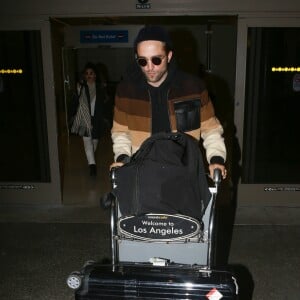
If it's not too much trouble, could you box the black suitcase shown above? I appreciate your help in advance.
[74,262,238,299]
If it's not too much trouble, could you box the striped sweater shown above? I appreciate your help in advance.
[111,62,226,164]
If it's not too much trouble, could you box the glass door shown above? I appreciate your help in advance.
[0,22,62,205]
[243,28,300,184]
[0,31,50,182]
[235,19,300,205]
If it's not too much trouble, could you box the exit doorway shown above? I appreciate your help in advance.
[50,16,237,206]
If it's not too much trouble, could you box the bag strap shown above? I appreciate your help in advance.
[131,132,183,163]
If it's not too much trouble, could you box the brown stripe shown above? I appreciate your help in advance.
[116,96,151,118]
[113,105,151,132]
[113,106,127,126]
[128,114,151,131]
[200,99,215,122]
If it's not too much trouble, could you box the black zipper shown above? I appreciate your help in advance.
[166,89,172,131]
[133,89,152,214]
[134,160,140,215]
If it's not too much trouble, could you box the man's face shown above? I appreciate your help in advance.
[136,40,173,87]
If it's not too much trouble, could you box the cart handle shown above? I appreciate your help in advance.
[213,168,222,190]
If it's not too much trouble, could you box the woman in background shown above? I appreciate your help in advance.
[70,62,106,177]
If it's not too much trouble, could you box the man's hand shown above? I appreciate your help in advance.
[209,164,227,180]
[109,162,124,170]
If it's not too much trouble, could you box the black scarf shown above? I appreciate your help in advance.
[148,62,177,134]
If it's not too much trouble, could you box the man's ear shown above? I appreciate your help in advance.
[167,51,173,63]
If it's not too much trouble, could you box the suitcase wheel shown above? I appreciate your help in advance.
[66,271,82,290]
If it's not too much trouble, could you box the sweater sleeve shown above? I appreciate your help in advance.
[111,95,132,161]
[201,116,226,163]
[198,90,227,163]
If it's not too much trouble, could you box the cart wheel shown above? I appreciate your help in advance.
[66,271,82,290]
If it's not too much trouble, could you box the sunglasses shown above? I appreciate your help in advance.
[136,56,166,67]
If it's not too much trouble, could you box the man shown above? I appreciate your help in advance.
[111,25,227,179]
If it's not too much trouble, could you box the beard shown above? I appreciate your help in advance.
[143,69,168,86]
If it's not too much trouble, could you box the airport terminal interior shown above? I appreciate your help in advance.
[1,15,300,300]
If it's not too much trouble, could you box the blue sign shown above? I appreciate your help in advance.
[80,30,128,43]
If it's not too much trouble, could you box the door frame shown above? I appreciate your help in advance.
[235,15,300,207]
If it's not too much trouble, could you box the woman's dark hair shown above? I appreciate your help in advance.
[83,62,97,74]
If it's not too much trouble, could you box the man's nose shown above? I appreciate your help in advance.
[145,60,154,70]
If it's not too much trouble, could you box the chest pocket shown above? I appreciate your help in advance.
[174,99,201,132]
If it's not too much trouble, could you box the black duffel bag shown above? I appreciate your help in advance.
[112,132,211,219]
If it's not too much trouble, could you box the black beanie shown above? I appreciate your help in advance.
[134,26,173,51]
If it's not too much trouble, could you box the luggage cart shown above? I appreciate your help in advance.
[67,166,239,299]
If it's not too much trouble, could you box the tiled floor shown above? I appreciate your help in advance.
[1,132,300,299]
[62,133,114,207]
